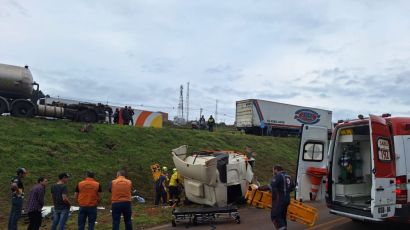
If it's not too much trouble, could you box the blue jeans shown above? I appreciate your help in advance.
[78,207,97,230]
[8,197,23,230]
[51,209,70,230]
[112,202,133,230]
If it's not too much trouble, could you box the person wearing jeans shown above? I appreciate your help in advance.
[8,197,23,230]
[109,170,133,230]
[51,173,71,230]
[51,209,70,230]
[75,171,102,230]
[78,207,97,230]
[111,202,133,230]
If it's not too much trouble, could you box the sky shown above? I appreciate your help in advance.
[1,0,410,124]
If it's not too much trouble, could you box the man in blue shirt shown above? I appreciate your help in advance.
[258,165,293,230]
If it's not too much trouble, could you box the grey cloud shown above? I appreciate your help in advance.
[5,0,29,17]
[256,92,300,100]
[345,79,360,85]
[306,46,337,55]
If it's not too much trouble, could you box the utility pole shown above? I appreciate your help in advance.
[215,99,218,124]
[186,82,190,122]
[178,85,184,120]
[200,108,203,119]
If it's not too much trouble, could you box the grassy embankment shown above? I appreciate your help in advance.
[0,117,298,229]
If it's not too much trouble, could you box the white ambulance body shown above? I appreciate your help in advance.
[296,115,410,223]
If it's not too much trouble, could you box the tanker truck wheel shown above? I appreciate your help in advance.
[11,100,36,118]
[0,97,9,115]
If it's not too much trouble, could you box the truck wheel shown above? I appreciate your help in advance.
[79,110,97,123]
[0,97,9,115]
[11,100,36,118]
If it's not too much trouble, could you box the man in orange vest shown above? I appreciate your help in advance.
[109,170,133,230]
[75,171,102,230]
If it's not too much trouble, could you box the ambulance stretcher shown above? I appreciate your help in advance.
[171,205,240,227]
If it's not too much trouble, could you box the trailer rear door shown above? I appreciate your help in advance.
[296,125,329,201]
[369,115,396,219]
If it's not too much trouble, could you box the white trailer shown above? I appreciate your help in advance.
[235,99,333,136]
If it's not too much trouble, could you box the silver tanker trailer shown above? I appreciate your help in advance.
[0,63,111,123]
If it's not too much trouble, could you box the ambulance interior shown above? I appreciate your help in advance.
[332,125,372,211]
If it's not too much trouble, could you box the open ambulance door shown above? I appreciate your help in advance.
[296,125,329,202]
[369,115,396,219]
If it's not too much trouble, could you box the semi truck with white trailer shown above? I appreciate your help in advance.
[235,99,333,136]
[296,114,410,223]
[0,63,111,123]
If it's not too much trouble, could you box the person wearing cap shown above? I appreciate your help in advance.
[51,173,71,230]
[257,165,294,230]
[75,171,102,230]
[26,177,48,230]
[8,167,27,230]
[168,168,183,206]
[154,167,168,206]
[109,170,133,230]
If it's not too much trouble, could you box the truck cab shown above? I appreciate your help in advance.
[296,115,410,223]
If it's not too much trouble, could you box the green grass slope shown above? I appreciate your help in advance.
[0,117,299,228]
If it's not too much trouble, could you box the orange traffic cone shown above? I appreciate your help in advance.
[306,167,327,201]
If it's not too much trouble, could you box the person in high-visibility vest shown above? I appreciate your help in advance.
[154,167,168,206]
[207,115,215,132]
[109,170,133,230]
[75,171,102,230]
[168,168,183,206]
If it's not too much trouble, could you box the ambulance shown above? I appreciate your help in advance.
[296,114,410,223]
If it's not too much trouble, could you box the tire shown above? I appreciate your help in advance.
[78,110,97,123]
[0,97,9,115]
[10,100,36,118]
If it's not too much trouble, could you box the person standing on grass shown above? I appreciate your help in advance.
[154,167,168,206]
[26,177,48,230]
[128,106,135,126]
[75,171,102,230]
[207,115,215,132]
[8,167,28,230]
[51,173,71,230]
[109,170,133,230]
[168,168,183,206]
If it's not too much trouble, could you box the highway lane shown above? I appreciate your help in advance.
[147,202,408,229]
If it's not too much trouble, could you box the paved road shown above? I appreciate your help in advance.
[147,202,408,230]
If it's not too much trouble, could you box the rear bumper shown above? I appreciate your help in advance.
[328,203,383,222]
[329,209,383,222]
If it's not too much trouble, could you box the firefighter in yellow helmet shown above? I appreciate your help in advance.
[154,167,168,206]
[168,168,183,206]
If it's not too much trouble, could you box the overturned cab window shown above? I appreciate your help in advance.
[303,143,324,161]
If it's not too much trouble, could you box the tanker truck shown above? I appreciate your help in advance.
[0,63,111,123]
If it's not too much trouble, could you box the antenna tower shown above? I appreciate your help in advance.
[178,85,184,119]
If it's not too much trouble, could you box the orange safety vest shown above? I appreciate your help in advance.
[77,178,101,207]
[111,176,132,203]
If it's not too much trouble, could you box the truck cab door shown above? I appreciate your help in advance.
[369,115,396,219]
[296,125,329,201]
